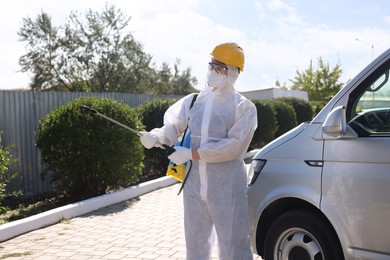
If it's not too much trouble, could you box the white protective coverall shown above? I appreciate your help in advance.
[151,64,257,260]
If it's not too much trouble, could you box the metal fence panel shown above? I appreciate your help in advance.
[0,91,182,196]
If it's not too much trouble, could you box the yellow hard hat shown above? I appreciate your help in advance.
[211,42,245,72]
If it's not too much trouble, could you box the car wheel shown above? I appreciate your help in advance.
[264,209,343,260]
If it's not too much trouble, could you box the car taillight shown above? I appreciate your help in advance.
[247,159,266,186]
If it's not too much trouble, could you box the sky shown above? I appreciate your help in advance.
[1,0,390,92]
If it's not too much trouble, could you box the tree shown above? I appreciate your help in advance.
[150,59,198,95]
[290,57,343,102]
[18,5,197,94]
[275,80,288,89]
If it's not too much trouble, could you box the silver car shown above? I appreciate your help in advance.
[247,48,390,260]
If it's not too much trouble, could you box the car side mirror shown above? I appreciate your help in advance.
[322,106,346,138]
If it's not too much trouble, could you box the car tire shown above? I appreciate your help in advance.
[264,209,343,260]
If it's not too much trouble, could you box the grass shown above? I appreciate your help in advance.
[0,172,164,225]
[0,252,33,259]
[0,194,77,225]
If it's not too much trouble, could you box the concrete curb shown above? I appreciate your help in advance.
[0,176,177,242]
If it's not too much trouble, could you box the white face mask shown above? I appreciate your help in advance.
[207,70,228,91]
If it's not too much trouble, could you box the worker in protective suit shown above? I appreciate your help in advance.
[141,42,257,260]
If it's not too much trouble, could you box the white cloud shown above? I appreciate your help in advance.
[384,15,390,24]
[1,0,390,92]
[243,0,390,89]
[266,0,293,11]
[132,8,248,89]
[115,0,390,90]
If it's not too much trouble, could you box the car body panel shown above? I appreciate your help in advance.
[322,137,390,254]
[248,48,390,260]
[248,123,323,251]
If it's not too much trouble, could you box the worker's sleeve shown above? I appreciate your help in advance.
[198,99,258,163]
[150,94,196,147]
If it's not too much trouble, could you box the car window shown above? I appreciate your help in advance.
[348,67,390,137]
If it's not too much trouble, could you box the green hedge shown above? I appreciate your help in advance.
[137,98,177,180]
[33,95,316,200]
[136,98,303,154]
[250,100,276,150]
[265,100,297,138]
[36,97,144,200]
[276,97,313,124]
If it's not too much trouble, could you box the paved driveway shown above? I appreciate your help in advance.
[0,183,262,260]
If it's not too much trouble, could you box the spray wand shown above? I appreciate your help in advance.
[79,105,175,154]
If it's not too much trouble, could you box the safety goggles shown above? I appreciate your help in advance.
[208,62,228,74]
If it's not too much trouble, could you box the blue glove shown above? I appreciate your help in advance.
[168,146,192,165]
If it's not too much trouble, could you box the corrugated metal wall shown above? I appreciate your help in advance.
[0,91,182,196]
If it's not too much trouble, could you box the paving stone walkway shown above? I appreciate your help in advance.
[0,183,262,260]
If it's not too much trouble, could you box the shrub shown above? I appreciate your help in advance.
[276,97,313,124]
[36,97,144,200]
[0,132,18,212]
[137,98,177,180]
[266,100,297,138]
[250,100,276,149]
